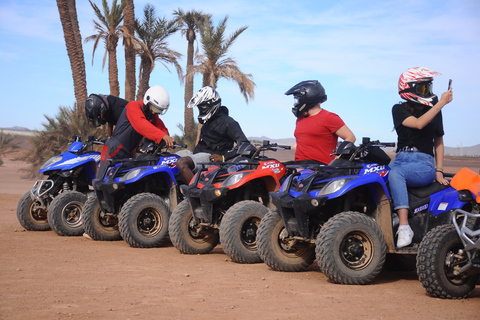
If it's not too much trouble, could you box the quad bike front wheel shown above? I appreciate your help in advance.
[168,199,219,254]
[417,224,479,299]
[47,191,87,236]
[118,193,170,248]
[82,194,121,241]
[16,191,50,231]
[257,209,315,272]
[316,212,386,285]
[219,200,268,264]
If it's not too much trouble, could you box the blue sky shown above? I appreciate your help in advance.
[0,0,479,148]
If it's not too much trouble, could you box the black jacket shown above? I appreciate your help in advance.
[194,106,248,159]
[105,95,129,126]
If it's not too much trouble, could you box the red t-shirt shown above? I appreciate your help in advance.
[294,109,345,164]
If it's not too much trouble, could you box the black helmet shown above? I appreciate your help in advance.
[85,94,109,127]
[285,80,327,117]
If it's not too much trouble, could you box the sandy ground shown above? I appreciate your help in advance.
[1,152,479,320]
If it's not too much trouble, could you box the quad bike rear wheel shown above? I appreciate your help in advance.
[220,200,268,264]
[16,191,50,231]
[169,199,219,254]
[316,212,386,285]
[417,224,479,299]
[118,193,170,248]
[82,194,121,241]
[257,209,315,272]
[47,191,87,236]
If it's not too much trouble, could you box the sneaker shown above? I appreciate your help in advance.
[396,227,414,248]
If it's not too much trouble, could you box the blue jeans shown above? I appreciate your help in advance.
[388,151,435,210]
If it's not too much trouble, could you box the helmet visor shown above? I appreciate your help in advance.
[414,82,433,97]
[150,103,168,115]
[197,103,210,115]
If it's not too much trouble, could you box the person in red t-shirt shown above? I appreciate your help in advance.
[285,80,355,165]
[97,85,174,177]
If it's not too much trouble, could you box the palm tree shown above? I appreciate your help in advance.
[85,0,127,97]
[56,0,88,108]
[173,9,210,145]
[134,4,183,100]
[192,16,255,103]
[0,130,20,167]
[123,0,136,101]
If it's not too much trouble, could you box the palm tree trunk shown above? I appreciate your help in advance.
[184,34,195,143]
[57,0,87,109]
[123,0,135,101]
[137,56,152,100]
[108,38,120,97]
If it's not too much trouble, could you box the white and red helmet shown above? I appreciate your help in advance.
[398,67,441,106]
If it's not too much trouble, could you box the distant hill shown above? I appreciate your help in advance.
[1,126,32,131]
[445,145,480,157]
[248,136,296,146]
[1,127,35,137]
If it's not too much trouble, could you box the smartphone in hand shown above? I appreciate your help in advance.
[448,79,452,90]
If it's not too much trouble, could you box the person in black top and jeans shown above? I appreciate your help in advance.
[176,86,249,184]
[388,67,453,248]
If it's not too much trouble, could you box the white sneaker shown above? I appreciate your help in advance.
[396,227,414,248]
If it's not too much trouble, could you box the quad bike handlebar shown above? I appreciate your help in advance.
[139,139,187,155]
[68,135,105,154]
[359,137,396,148]
[251,140,291,159]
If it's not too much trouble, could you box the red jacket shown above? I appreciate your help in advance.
[102,100,170,160]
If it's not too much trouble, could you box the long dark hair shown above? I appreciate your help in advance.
[401,100,425,117]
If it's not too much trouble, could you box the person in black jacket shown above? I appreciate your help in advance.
[84,94,129,136]
[176,86,249,183]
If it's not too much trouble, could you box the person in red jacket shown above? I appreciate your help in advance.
[97,85,174,177]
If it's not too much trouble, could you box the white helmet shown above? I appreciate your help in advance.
[187,86,221,124]
[144,85,170,115]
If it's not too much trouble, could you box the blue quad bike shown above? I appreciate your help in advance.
[417,168,480,299]
[257,137,479,285]
[16,135,103,235]
[82,141,187,248]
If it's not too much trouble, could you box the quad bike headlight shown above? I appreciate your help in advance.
[59,169,74,177]
[223,172,250,187]
[318,177,357,196]
[40,156,63,170]
[121,168,147,182]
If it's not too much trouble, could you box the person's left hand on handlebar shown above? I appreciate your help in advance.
[162,135,175,148]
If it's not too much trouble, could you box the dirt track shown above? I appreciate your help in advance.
[1,153,479,320]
